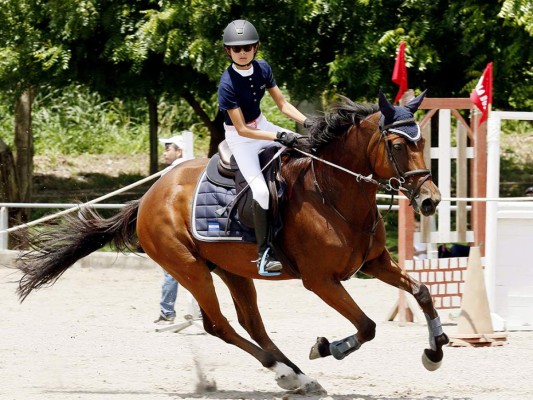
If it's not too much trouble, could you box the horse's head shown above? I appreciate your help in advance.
[297,92,439,216]
[370,90,441,216]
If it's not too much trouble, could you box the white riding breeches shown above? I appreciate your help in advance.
[225,114,287,210]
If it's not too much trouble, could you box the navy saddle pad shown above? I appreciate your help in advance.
[191,165,255,243]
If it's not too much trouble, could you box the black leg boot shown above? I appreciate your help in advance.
[253,201,282,273]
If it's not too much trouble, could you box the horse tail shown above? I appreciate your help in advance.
[15,200,140,302]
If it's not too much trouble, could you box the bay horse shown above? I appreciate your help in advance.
[14,91,448,395]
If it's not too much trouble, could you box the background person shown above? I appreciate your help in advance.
[153,134,193,324]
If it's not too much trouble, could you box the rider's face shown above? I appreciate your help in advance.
[226,44,257,68]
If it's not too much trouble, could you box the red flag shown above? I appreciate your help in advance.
[392,41,408,103]
[470,62,493,125]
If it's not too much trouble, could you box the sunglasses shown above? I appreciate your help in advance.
[229,44,255,53]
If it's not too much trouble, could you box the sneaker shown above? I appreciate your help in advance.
[257,250,282,276]
[153,314,175,325]
[257,252,282,272]
[264,257,282,272]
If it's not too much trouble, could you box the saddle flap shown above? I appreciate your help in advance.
[206,154,235,188]
[204,141,285,230]
[217,140,238,176]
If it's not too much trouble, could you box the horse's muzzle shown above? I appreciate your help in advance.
[415,183,441,216]
[419,196,440,216]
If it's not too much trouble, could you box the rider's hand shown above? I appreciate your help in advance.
[275,131,302,148]
[303,118,313,129]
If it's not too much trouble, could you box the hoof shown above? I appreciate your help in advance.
[309,337,330,360]
[422,349,442,371]
[309,344,320,360]
[271,362,301,390]
[287,380,327,396]
[271,362,326,394]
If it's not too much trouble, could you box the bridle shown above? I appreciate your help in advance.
[292,113,432,222]
[378,116,432,205]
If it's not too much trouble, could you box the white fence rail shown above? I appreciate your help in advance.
[0,201,400,251]
[0,203,124,251]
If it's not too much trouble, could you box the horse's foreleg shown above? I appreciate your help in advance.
[361,254,449,371]
[301,277,376,361]
[214,269,326,394]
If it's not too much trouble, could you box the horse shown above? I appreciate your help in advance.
[14,90,448,395]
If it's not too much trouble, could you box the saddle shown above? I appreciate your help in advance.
[205,140,284,230]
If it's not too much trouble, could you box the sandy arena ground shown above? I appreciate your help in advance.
[1,254,532,400]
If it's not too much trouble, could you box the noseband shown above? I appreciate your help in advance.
[379,117,432,205]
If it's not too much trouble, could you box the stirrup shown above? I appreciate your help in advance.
[258,248,282,277]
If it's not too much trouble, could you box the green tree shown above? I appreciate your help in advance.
[1,0,532,215]
[39,0,223,170]
[499,0,533,35]
[0,0,66,225]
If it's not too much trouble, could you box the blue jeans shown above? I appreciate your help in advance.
[160,271,178,318]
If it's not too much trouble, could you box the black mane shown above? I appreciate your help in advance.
[301,97,379,152]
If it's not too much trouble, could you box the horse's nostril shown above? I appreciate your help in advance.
[421,199,436,216]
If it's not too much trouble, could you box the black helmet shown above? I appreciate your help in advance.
[223,20,259,46]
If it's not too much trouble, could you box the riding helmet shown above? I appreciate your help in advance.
[223,20,259,46]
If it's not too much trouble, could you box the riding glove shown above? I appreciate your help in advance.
[275,131,302,148]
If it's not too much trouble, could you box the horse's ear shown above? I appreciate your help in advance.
[404,89,427,113]
[378,90,395,118]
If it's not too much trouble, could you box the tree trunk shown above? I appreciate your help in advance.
[0,138,18,249]
[0,139,17,203]
[147,95,159,174]
[14,88,35,224]
[181,91,224,157]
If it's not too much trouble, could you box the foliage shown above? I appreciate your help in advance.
[1,0,532,123]
[0,1,532,161]
[0,84,218,157]
[31,85,149,155]
[1,1,530,258]
[499,120,533,196]
[499,0,533,36]
[0,80,300,158]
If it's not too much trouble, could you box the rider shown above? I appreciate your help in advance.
[218,19,308,273]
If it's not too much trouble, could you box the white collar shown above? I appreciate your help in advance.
[232,63,254,77]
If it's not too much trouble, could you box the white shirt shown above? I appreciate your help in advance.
[161,156,192,176]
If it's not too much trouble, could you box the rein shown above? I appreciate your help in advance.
[294,148,385,189]
[293,147,407,194]
[300,147,398,220]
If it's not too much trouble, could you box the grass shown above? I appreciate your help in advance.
[499,119,533,196]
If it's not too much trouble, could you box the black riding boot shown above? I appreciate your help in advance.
[253,201,282,272]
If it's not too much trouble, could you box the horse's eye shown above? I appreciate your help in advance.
[393,143,403,152]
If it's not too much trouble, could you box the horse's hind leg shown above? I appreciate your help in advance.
[207,272,323,394]
[214,269,325,394]
[361,252,449,371]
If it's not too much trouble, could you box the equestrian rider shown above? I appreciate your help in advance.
[218,19,308,273]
